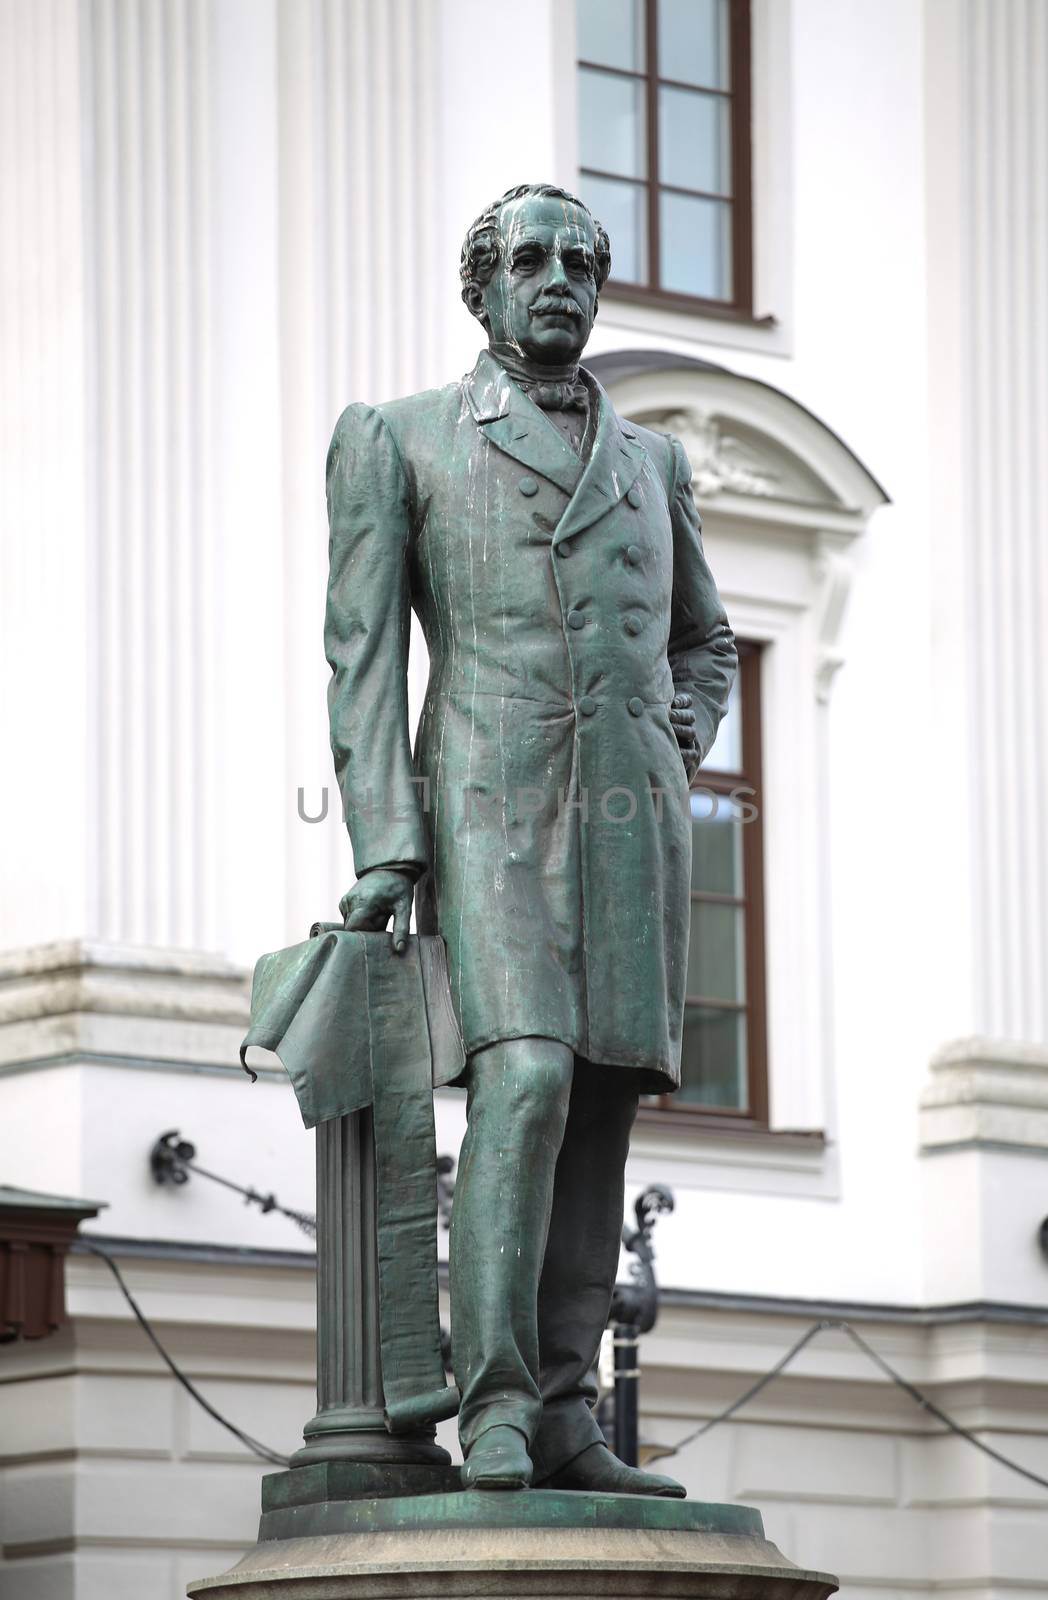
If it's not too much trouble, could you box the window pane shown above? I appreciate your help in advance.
[657,0,730,90]
[702,668,742,772]
[578,174,648,283]
[691,793,744,895]
[577,0,644,73]
[687,900,745,1002]
[579,68,646,179]
[679,1006,747,1108]
[659,190,732,300]
[659,86,732,195]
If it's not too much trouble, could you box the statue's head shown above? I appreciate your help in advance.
[460,183,611,366]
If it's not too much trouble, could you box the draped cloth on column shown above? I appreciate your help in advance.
[240,928,465,1432]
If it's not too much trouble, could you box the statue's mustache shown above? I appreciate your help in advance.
[529,295,583,319]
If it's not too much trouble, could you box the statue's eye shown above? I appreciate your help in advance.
[514,249,541,273]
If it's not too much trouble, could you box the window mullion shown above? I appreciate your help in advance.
[656,73,734,99]
[577,59,648,83]
[645,0,660,290]
[579,166,647,189]
[729,0,753,312]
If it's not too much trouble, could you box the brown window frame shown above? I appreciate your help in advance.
[644,642,768,1127]
[577,0,753,319]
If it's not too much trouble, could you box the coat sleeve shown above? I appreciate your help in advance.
[325,402,429,877]
[666,436,738,778]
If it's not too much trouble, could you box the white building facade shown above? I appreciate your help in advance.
[1,2,1047,1597]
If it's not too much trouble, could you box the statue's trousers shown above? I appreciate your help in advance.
[241,929,464,1432]
[451,1047,638,1478]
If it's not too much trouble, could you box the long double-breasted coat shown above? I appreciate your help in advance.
[325,350,736,1092]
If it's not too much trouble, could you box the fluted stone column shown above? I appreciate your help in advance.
[926,0,1048,1049]
[290,1107,451,1481]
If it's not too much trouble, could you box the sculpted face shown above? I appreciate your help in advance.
[470,193,599,365]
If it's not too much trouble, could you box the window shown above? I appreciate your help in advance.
[649,644,767,1121]
[575,0,752,313]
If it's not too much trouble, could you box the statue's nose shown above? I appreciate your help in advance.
[545,255,569,289]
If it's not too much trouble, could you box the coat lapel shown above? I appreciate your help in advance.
[463,350,582,497]
[461,351,649,533]
[552,372,649,547]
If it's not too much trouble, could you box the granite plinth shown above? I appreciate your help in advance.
[186,1491,838,1600]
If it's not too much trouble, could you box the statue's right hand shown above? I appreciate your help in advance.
[339,869,414,956]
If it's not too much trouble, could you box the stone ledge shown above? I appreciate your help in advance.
[0,938,249,1021]
[0,938,253,1073]
[0,937,246,982]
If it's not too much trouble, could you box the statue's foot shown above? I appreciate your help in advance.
[462,1424,533,1491]
[543,1442,686,1498]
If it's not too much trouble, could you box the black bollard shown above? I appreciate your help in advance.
[612,1321,640,1468]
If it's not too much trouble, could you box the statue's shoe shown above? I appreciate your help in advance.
[542,1442,686,1498]
[461,1424,533,1491]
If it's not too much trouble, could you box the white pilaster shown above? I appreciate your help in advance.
[0,0,89,948]
[80,0,226,953]
[927,0,1048,1047]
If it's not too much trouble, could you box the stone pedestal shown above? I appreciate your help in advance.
[186,1491,837,1600]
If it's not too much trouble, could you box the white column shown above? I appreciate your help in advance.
[927,0,1048,1048]
[206,0,288,965]
[0,0,89,948]
[77,0,227,953]
[275,0,447,945]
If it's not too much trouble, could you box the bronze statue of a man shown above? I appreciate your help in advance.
[325,183,737,1493]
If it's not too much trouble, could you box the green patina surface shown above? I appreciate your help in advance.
[257,1489,764,1546]
[262,1462,462,1511]
[326,190,736,1090]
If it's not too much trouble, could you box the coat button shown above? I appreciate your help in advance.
[624,616,643,636]
[627,485,642,508]
[627,697,645,717]
[625,544,642,566]
[567,610,586,630]
[578,696,597,716]
[519,475,539,496]
[556,541,572,557]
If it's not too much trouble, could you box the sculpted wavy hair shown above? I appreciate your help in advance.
[459,183,612,310]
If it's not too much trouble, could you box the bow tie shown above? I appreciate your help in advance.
[523,379,589,413]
